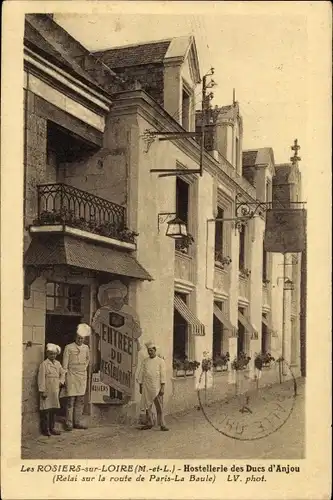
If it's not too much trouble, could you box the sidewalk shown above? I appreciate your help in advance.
[22,378,305,460]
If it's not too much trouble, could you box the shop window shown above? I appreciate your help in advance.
[214,207,224,264]
[239,225,246,269]
[46,282,83,315]
[173,293,190,361]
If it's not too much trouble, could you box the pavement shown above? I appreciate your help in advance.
[22,378,305,460]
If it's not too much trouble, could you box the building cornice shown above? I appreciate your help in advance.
[24,47,112,115]
[110,90,256,202]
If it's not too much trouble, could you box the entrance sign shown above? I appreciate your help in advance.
[92,280,142,397]
[264,209,307,253]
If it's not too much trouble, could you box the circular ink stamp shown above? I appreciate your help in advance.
[197,355,297,441]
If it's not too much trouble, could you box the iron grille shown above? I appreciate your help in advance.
[35,183,137,244]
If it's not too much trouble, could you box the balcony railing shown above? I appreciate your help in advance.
[34,183,137,244]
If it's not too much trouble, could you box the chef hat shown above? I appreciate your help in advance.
[145,340,157,350]
[76,323,91,338]
[46,343,61,355]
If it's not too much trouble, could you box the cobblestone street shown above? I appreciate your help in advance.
[22,379,305,460]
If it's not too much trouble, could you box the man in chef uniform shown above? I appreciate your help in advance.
[137,341,169,431]
[60,323,91,431]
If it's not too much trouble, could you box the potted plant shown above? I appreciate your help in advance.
[175,233,195,253]
[232,352,251,371]
[173,357,200,377]
[239,266,251,278]
[213,352,230,371]
[214,251,232,270]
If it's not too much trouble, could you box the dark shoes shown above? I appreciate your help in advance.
[41,429,51,437]
[139,425,169,431]
[50,429,61,435]
[73,424,88,430]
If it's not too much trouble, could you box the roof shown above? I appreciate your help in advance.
[242,148,275,168]
[273,164,291,184]
[94,40,172,68]
[24,15,114,97]
[24,235,153,281]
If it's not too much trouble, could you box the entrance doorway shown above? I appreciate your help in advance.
[45,314,82,417]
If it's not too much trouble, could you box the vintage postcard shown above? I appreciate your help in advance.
[1,1,331,499]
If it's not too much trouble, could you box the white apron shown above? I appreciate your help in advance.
[60,342,90,398]
[137,356,166,411]
[38,359,66,410]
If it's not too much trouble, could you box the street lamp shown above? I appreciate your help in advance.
[157,213,188,239]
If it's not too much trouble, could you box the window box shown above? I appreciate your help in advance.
[254,352,275,370]
[231,353,251,370]
[175,233,194,253]
[214,252,232,270]
[173,359,200,377]
[239,267,251,279]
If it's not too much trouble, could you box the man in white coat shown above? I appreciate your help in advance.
[137,341,169,431]
[60,323,91,431]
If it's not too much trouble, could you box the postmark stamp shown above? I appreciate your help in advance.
[197,355,297,441]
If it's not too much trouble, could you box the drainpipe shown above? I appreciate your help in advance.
[282,252,287,376]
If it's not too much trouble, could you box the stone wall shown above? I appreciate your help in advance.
[22,276,47,437]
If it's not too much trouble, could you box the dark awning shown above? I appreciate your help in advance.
[24,235,153,281]
[174,296,205,336]
[238,311,258,339]
[213,304,235,333]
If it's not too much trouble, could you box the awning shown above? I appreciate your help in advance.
[238,311,258,339]
[174,296,205,336]
[213,304,235,334]
[24,235,153,281]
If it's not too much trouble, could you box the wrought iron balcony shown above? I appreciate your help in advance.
[33,183,138,244]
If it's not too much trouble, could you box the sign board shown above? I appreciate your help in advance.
[264,209,307,253]
[90,372,110,404]
[92,280,142,397]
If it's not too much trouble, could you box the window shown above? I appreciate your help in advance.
[261,314,270,353]
[266,180,272,203]
[212,301,229,361]
[235,137,240,172]
[214,207,224,263]
[173,293,189,361]
[182,86,191,131]
[262,242,268,281]
[46,282,83,314]
[239,225,246,269]
[176,177,189,224]
[175,177,190,253]
[237,306,246,356]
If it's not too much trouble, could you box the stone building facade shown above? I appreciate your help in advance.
[22,14,303,438]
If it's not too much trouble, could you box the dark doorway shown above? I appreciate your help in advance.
[45,313,82,417]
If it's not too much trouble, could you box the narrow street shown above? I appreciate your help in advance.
[22,379,305,460]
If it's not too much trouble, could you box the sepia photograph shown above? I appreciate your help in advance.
[19,10,310,462]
